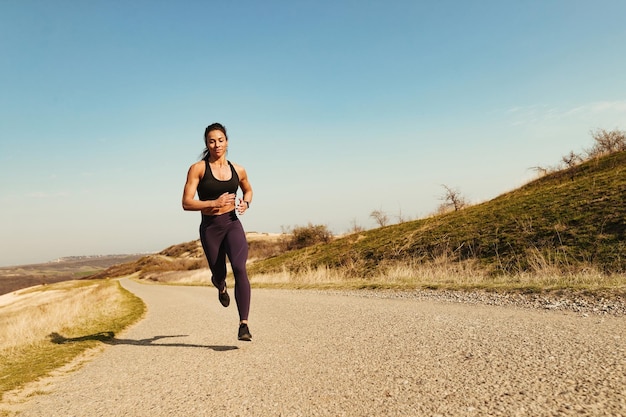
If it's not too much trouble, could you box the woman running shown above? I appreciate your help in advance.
[182,122,253,341]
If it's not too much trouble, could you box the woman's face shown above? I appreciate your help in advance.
[206,130,228,159]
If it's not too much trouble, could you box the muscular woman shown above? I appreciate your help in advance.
[182,122,253,341]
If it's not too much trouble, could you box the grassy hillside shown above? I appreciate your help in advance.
[89,151,625,295]
[250,151,626,279]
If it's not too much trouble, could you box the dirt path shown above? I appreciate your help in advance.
[14,279,626,416]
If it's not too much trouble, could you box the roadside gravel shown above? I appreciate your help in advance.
[13,279,626,416]
[327,288,626,317]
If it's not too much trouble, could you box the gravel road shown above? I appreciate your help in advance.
[15,279,626,416]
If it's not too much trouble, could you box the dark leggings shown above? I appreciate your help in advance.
[199,210,251,321]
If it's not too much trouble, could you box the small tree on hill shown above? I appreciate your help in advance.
[562,151,582,181]
[587,128,626,157]
[438,184,467,212]
[370,209,389,227]
[562,151,582,168]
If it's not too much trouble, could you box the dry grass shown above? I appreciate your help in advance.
[2,282,113,351]
[248,257,626,294]
[133,240,625,296]
[0,278,145,404]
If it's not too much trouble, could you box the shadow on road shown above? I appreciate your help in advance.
[49,332,238,351]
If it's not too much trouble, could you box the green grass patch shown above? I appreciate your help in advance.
[0,279,145,400]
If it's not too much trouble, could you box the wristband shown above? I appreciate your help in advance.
[244,201,250,208]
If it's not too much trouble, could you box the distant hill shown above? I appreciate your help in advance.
[88,233,284,281]
[87,241,207,280]
[0,254,144,295]
[250,150,626,277]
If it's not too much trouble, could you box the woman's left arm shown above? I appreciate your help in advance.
[235,164,253,214]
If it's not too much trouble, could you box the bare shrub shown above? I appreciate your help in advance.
[370,209,389,227]
[438,184,467,212]
[282,223,333,251]
[561,151,582,169]
[587,128,626,157]
[561,151,583,181]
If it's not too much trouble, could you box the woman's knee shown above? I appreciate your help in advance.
[231,263,248,280]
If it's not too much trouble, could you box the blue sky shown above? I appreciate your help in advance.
[1,1,625,266]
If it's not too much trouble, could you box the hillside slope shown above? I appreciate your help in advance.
[250,151,626,277]
[88,240,206,280]
[89,233,283,280]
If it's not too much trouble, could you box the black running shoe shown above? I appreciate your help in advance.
[238,323,252,341]
[218,288,230,307]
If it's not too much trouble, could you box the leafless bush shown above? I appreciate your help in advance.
[282,223,333,251]
[586,128,626,157]
[438,184,467,212]
[370,209,389,227]
[561,151,583,181]
[561,151,582,169]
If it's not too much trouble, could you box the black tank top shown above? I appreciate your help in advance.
[197,159,239,201]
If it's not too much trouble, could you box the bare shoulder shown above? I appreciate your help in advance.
[188,160,206,177]
[230,161,247,177]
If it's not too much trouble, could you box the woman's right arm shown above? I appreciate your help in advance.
[182,163,212,211]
